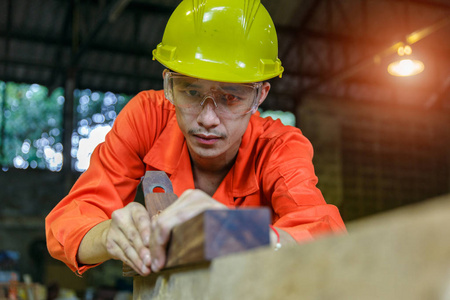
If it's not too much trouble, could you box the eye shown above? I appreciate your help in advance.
[223,94,241,104]
[186,90,200,97]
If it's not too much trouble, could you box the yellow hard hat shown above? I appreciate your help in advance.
[152,0,284,83]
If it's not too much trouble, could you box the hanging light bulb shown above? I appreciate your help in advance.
[388,45,424,77]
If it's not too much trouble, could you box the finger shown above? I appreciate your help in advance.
[149,217,169,272]
[131,204,152,247]
[161,189,226,222]
[150,245,166,272]
[178,189,227,210]
[110,210,151,275]
[116,230,150,275]
[129,205,152,267]
[108,237,151,276]
[149,234,167,272]
[154,191,226,245]
[112,206,148,258]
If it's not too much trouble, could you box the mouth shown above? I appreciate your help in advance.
[193,133,222,145]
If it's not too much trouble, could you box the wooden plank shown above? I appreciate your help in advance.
[166,208,271,268]
[133,194,450,300]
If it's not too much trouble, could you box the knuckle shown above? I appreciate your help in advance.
[181,189,194,198]
[111,210,119,219]
[151,217,161,231]
[122,244,133,255]
[190,189,203,197]
[111,210,123,221]
[127,230,137,241]
[106,241,115,251]
[137,216,150,228]
[175,209,188,220]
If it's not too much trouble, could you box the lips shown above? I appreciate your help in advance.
[194,133,221,145]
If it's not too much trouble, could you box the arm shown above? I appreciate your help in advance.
[77,202,152,276]
[261,130,346,244]
[76,190,227,275]
[45,91,169,275]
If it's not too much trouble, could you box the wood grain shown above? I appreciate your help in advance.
[145,192,178,218]
[166,208,271,268]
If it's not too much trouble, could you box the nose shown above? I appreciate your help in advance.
[196,98,220,129]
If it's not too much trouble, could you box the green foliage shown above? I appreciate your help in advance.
[259,109,296,126]
[0,81,134,172]
[72,89,132,171]
[0,81,64,171]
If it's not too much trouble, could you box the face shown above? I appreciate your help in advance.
[171,75,270,166]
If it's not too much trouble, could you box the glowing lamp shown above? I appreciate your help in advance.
[388,45,424,77]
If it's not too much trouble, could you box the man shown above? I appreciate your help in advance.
[46,0,346,277]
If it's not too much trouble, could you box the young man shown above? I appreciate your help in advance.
[46,0,346,277]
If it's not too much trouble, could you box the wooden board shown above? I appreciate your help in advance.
[133,194,450,300]
[166,208,271,268]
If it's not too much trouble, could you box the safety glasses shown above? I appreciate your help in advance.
[163,71,262,117]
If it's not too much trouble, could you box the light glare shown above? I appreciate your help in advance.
[388,59,424,77]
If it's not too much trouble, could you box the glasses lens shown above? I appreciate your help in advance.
[168,74,260,116]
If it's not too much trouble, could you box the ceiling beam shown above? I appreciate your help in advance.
[2,23,449,61]
[0,58,161,86]
[280,0,324,60]
[49,0,74,90]
[0,29,153,57]
[70,0,133,65]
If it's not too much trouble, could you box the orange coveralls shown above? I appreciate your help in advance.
[45,90,346,274]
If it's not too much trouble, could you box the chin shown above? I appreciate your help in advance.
[192,147,223,159]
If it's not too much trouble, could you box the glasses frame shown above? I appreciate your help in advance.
[163,70,263,116]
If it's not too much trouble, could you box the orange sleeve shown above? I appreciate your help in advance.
[45,90,170,274]
[261,129,346,243]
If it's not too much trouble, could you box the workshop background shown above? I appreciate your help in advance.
[0,0,449,299]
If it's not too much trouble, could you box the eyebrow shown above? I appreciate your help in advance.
[220,85,249,94]
[177,79,202,89]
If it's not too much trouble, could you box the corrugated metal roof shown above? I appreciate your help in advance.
[1,0,449,111]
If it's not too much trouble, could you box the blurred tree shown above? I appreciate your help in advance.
[72,89,132,172]
[0,81,64,171]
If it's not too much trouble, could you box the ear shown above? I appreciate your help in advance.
[251,82,271,114]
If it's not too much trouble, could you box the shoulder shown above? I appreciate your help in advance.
[128,90,174,112]
[250,113,305,142]
[110,90,176,149]
[118,90,175,124]
[249,113,314,159]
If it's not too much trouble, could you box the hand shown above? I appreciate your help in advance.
[149,189,227,272]
[104,202,152,276]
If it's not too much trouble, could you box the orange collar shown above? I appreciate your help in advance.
[143,113,262,202]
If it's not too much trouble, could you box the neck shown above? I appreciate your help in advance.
[188,149,238,196]
[190,151,237,175]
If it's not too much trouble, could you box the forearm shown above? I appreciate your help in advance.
[77,220,112,265]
